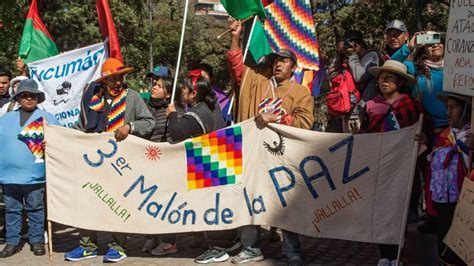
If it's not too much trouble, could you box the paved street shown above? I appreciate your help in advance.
[0,220,438,265]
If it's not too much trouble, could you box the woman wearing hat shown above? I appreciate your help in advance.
[358,60,433,265]
[416,92,473,265]
[0,79,60,258]
[391,31,446,234]
[65,58,154,263]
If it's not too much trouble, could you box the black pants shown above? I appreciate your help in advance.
[433,202,465,265]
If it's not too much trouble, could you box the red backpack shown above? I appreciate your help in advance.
[326,64,360,116]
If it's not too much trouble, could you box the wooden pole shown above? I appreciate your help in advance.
[216,16,254,39]
[48,220,53,261]
[396,114,423,264]
[170,0,190,104]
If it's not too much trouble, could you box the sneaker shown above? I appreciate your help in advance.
[103,248,127,263]
[231,248,264,264]
[64,246,97,261]
[151,242,178,256]
[377,258,390,266]
[142,238,157,253]
[288,255,304,266]
[195,247,229,264]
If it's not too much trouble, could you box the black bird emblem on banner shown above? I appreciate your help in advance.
[263,130,285,156]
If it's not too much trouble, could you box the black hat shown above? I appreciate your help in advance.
[342,30,364,41]
[270,49,298,65]
[13,79,45,103]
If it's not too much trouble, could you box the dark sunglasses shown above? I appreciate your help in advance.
[19,93,38,100]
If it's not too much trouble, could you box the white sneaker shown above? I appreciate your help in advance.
[377,258,390,266]
[142,238,157,253]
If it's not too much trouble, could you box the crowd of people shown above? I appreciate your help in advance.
[0,18,471,266]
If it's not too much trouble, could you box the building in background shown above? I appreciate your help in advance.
[190,0,228,18]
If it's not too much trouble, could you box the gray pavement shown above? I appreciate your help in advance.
[0,221,438,265]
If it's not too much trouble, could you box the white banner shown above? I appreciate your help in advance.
[443,0,474,96]
[29,42,107,127]
[45,120,420,245]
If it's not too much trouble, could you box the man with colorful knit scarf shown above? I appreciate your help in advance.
[65,58,154,263]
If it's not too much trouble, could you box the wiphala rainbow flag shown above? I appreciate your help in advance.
[17,117,45,163]
[263,0,320,71]
[185,126,243,190]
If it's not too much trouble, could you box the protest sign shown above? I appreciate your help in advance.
[29,42,106,127]
[444,178,474,265]
[443,0,474,96]
[45,119,420,245]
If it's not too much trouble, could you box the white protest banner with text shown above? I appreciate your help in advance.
[444,178,474,265]
[29,42,106,127]
[443,0,474,95]
[45,120,419,245]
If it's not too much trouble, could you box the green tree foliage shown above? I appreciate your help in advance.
[313,0,449,63]
[0,0,231,91]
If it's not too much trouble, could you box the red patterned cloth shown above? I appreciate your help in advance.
[362,94,432,134]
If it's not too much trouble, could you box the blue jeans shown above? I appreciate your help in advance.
[3,184,45,246]
[282,230,301,258]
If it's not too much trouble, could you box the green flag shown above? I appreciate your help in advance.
[19,0,59,64]
[220,0,266,20]
[248,20,273,62]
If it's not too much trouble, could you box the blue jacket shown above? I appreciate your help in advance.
[0,109,60,184]
[391,44,447,128]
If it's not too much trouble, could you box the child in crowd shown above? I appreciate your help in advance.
[0,79,60,258]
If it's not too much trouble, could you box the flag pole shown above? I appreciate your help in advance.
[171,0,189,104]
[226,16,257,125]
[216,16,254,39]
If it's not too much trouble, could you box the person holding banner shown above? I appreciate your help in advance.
[166,71,225,142]
[358,60,433,265]
[65,58,154,263]
[141,65,183,256]
[166,72,228,264]
[144,65,184,144]
[391,31,447,234]
[226,20,314,266]
[416,92,473,265]
[0,79,60,258]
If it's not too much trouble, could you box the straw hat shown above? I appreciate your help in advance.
[436,92,471,104]
[369,60,416,85]
[96,58,134,83]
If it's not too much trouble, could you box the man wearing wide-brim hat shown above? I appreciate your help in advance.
[66,58,154,263]
[74,58,154,140]
[0,79,60,258]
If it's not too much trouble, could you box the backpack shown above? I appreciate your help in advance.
[326,64,360,116]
